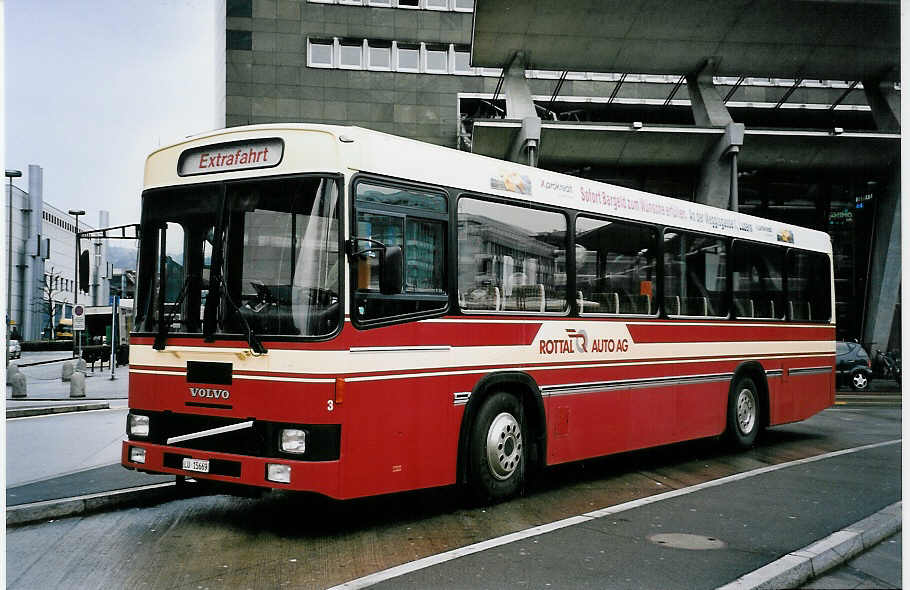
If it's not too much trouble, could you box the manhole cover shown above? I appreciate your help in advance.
[648,533,726,550]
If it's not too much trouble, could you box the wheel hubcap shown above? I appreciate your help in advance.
[854,373,867,388]
[486,412,522,480]
[736,388,756,435]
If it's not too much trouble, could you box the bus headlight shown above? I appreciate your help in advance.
[279,429,307,454]
[128,414,150,438]
[266,463,291,484]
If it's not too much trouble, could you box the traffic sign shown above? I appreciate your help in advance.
[73,304,85,331]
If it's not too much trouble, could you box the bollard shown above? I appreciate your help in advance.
[7,362,21,385]
[75,358,88,374]
[62,361,75,382]
[10,372,27,398]
[70,371,86,398]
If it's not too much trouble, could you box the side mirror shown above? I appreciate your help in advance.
[380,246,402,295]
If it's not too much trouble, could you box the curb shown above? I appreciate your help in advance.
[15,356,74,368]
[6,402,110,418]
[6,481,178,526]
[717,501,902,590]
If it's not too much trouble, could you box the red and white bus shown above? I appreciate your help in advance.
[122,124,835,502]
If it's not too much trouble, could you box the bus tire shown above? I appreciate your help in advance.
[467,392,526,503]
[725,376,760,448]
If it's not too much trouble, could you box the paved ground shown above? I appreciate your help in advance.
[5,350,903,588]
[802,531,902,589]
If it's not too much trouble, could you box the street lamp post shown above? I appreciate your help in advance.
[68,209,85,359]
[6,169,22,367]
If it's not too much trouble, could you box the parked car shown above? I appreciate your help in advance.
[836,341,872,391]
[8,339,21,360]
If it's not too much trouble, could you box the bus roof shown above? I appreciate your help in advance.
[144,123,832,254]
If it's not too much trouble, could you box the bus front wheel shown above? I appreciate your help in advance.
[467,392,526,503]
[725,376,760,449]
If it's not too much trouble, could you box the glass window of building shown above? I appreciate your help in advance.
[425,0,448,8]
[454,48,472,74]
[368,41,392,70]
[308,39,334,67]
[425,44,448,73]
[575,217,658,315]
[663,231,727,317]
[457,197,567,313]
[396,44,419,71]
[339,40,364,69]
[453,0,474,10]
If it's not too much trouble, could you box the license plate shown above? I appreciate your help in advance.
[182,458,210,473]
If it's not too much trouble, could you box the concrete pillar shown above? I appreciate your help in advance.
[862,169,901,353]
[863,79,900,132]
[23,165,44,341]
[502,52,541,167]
[686,60,732,128]
[687,62,744,210]
[93,210,110,306]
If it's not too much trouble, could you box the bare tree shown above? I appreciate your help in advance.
[34,267,65,340]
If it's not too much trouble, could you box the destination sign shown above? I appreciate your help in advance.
[178,138,284,176]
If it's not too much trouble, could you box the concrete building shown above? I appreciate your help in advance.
[224,0,899,349]
[6,165,111,341]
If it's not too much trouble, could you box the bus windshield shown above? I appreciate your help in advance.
[136,176,341,340]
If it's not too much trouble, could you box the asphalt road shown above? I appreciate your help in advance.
[5,406,900,589]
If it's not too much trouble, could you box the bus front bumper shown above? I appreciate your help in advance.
[121,441,342,498]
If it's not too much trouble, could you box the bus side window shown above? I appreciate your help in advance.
[663,231,728,318]
[787,250,831,321]
[457,197,567,314]
[352,181,448,325]
[731,241,784,320]
[575,216,658,316]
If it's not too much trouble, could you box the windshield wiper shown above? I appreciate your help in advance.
[153,272,194,351]
[200,188,265,355]
[212,271,266,355]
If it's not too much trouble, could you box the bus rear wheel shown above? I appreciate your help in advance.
[467,392,526,503]
[725,376,760,449]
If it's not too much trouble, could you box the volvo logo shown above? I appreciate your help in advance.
[189,387,231,400]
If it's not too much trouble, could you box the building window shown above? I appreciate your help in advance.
[424,44,448,73]
[308,0,473,10]
[308,39,334,67]
[453,47,472,74]
[308,37,480,76]
[226,0,252,17]
[339,40,364,69]
[226,30,252,51]
[368,40,392,70]
[396,43,420,72]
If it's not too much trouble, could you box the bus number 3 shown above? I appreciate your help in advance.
[327,400,334,412]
